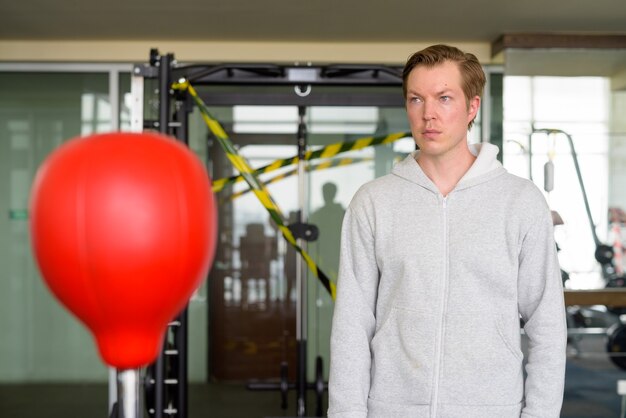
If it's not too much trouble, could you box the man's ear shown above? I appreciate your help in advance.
[468,95,480,121]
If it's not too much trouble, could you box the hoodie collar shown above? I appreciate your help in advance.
[391,142,506,193]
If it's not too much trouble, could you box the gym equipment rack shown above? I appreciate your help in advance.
[129,48,406,418]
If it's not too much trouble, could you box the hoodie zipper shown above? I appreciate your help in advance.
[431,195,449,417]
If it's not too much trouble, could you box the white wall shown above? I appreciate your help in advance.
[0,40,495,65]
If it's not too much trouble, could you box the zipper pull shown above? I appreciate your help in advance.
[442,196,447,209]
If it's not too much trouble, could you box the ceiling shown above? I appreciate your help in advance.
[2,0,626,43]
[3,0,626,78]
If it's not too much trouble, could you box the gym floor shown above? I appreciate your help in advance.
[1,337,624,418]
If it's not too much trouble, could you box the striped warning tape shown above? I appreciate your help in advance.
[226,157,372,202]
[172,79,337,299]
[212,130,411,193]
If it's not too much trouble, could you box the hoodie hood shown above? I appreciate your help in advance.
[391,142,506,194]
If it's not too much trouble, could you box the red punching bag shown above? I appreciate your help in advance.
[30,132,217,369]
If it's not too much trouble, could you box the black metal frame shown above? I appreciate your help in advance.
[134,54,405,108]
[137,49,405,418]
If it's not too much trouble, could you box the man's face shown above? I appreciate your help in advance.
[405,61,479,160]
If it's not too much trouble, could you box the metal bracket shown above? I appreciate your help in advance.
[133,64,159,79]
[288,222,319,242]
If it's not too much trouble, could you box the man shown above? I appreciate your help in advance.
[328,44,566,418]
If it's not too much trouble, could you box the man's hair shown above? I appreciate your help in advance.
[402,44,486,129]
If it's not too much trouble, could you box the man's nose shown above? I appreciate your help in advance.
[423,100,435,120]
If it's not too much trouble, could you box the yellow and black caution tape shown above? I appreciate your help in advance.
[212,130,411,193]
[172,79,337,300]
[226,157,372,202]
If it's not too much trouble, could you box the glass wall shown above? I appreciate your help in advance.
[503,76,611,288]
[305,106,412,379]
[203,101,413,382]
[0,71,118,381]
[0,67,214,384]
[501,47,626,290]
[0,65,498,386]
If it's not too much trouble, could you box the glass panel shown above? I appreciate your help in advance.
[233,105,298,133]
[306,106,411,378]
[205,102,412,381]
[207,105,301,380]
[609,90,626,276]
[0,72,110,381]
[119,72,132,131]
[183,104,212,383]
[503,76,610,289]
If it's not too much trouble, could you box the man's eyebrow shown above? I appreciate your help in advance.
[407,88,454,96]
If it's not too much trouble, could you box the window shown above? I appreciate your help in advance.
[503,76,610,288]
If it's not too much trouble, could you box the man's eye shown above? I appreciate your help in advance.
[410,96,422,103]
[440,95,451,102]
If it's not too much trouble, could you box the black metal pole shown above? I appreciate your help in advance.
[174,97,190,146]
[532,128,600,246]
[154,345,165,418]
[176,309,189,418]
[154,51,173,418]
[159,53,173,135]
[563,130,599,247]
[296,105,308,417]
[173,79,191,418]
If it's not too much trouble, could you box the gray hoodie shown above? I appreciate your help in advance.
[328,143,567,418]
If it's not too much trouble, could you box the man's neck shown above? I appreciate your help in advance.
[416,145,476,197]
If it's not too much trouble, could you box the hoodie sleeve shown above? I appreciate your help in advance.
[517,198,567,418]
[327,198,379,418]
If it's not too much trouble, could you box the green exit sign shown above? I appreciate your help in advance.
[9,209,29,220]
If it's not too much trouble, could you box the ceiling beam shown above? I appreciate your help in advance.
[492,33,626,57]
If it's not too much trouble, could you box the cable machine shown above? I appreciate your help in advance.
[124,48,406,418]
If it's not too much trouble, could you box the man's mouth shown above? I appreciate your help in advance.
[423,129,441,136]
